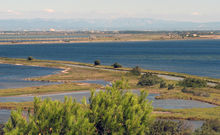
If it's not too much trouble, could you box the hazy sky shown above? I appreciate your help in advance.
[0,0,219,22]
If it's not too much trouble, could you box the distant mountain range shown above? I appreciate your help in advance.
[0,18,220,31]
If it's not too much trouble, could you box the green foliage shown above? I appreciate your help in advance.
[4,97,95,135]
[195,119,220,135]
[27,56,34,61]
[112,62,122,68]
[94,60,101,66]
[179,78,207,88]
[130,66,142,76]
[89,79,153,134]
[4,79,154,135]
[160,81,167,88]
[138,73,162,86]
[150,120,192,135]
[168,84,175,90]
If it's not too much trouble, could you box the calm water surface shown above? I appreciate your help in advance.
[0,40,219,78]
[0,64,61,89]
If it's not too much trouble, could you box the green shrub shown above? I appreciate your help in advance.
[94,60,101,66]
[4,80,154,135]
[138,72,162,86]
[195,119,220,135]
[112,62,122,68]
[150,120,192,135]
[130,66,142,76]
[4,97,95,135]
[159,81,167,88]
[179,78,207,88]
[168,84,175,90]
[27,56,33,61]
[89,80,153,134]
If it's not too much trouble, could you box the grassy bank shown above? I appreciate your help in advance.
[0,83,101,97]
[0,102,33,110]
[156,86,220,106]
[154,107,220,120]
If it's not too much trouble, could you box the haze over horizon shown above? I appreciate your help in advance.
[1,0,220,22]
[1,0,220,31]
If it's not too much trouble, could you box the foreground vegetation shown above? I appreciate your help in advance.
[3,80,220,135]
[4,80,154,134]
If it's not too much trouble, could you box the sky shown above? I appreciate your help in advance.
[0,0,219,22]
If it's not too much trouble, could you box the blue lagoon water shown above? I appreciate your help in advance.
[0,64,61,89]
[0,40,219,78]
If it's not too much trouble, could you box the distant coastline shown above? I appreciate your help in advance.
[0,38,220,46]
[0,31,220,45]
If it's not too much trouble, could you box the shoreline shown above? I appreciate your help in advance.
[0,57,219,84]
[0,38,219,46]
[2,58,220,84]
[0,39,152,45]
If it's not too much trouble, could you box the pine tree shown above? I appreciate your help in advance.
[89,79,153,134]
[4,97,95,135]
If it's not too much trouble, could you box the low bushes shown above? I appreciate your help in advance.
[159,81,167,88]
[27,56,34,61]
[94,60,101,66]
[112,62,122,68]
[138,72,162,86]
[130,66,142,76]
[168,84,175,90]
[179,78,207,88]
